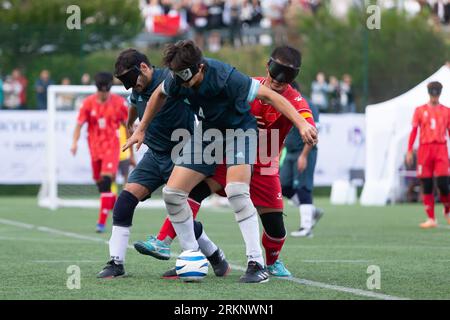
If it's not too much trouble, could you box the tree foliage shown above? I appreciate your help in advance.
[0,0,142,65]
[296,6,450,108]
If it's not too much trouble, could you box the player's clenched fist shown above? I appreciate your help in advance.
[123,129,145,152]
[299,123,318,146]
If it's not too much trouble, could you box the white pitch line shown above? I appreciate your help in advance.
[33,260,104,263]
[224,263,407,300]
[304,259,370,263]
[0,218,408,300]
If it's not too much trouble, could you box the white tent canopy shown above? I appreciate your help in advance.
[361,64,450,206]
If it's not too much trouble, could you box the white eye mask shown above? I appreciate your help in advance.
[174,68,193,82]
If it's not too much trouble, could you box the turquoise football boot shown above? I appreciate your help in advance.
[133,235,171,260]
[267,260,292,277]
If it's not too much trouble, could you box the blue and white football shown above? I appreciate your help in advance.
[175,250,209,282]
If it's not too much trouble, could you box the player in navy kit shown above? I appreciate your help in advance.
[97,49,229,278]
[124,40,317,283]
[281,87,324,238]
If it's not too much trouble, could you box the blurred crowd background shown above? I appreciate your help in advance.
[0,0,448,111]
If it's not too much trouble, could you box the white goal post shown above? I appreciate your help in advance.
[38,84,224,211]
[37,85,165,210]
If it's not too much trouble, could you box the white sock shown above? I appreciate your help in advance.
[197,230,218,257]
[300,204,315,230]
[171,215,199,251]
[290,193,300,207]
[238,214,264,266]
[109,226,130,264]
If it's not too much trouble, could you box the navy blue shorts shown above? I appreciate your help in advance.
[280,149,317,191]
[175,127,258,176]
[128,148,174,194]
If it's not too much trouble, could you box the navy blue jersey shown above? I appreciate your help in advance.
[284,101,320,153]
[129,67,195,153]
[162,58,260,131]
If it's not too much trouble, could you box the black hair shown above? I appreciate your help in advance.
[114,48,151,76]
[162,40,203,71]
[270,46,302,69]
[427,81,443,96]
[94,72,113,92]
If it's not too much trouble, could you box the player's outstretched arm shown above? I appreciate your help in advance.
[70,123,82,156]
[255,85,318,146]
[122,83,167,151]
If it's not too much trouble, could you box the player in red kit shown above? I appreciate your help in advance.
[134,46,316,277]
[406,81,450,228]
[71,72,129,233]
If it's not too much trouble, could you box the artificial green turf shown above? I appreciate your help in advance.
[0,197,449,300]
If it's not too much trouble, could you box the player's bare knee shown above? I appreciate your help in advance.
[123,183,149,201]
[225,182,256,222]
[162,186,191,223]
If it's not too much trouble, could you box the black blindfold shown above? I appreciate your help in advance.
[116,66,141,90]
[268,58,300,84]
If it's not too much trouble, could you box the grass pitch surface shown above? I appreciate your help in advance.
[0,197,449,300]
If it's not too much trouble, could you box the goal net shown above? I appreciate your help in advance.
[38,85,165,210]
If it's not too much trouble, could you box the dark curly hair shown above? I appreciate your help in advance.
[162,40,203,71]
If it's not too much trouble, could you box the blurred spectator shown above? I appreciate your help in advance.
[81,73,91,85]
[207,0,225,52]
[403,149,420,203]
[250,0,263,25]
[285,0,302,46]
[224,0,243,47]
[240,0,262,44]
[309,0,322,14]
[11,68,28,107]
[3,75,22,110]
[311,72,329,113]
[340,74,355,113]
[142,0,164,33]
[161,0,172,13]
[35,69,54,110]
[190,0,209,49]
[328,75,341,113]
[56,77,74,110]
[263,0,288,46]
[432,0,450,24]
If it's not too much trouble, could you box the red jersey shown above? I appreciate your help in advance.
[250,77,315,174]
[412,104,450,145]
[77,93,128,160]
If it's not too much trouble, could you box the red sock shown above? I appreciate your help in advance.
[262,231,285,266]
[422,194,435,220]
[98,192,115,225]
[157,198,201,241]
[439,194,450,215]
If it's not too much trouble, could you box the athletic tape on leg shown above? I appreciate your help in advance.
[225,182,257,222]
[162,186,192,223]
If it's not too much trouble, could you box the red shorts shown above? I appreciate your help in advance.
[417,143,449,178]
[211,164,284,209]
[91,150,120,181]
